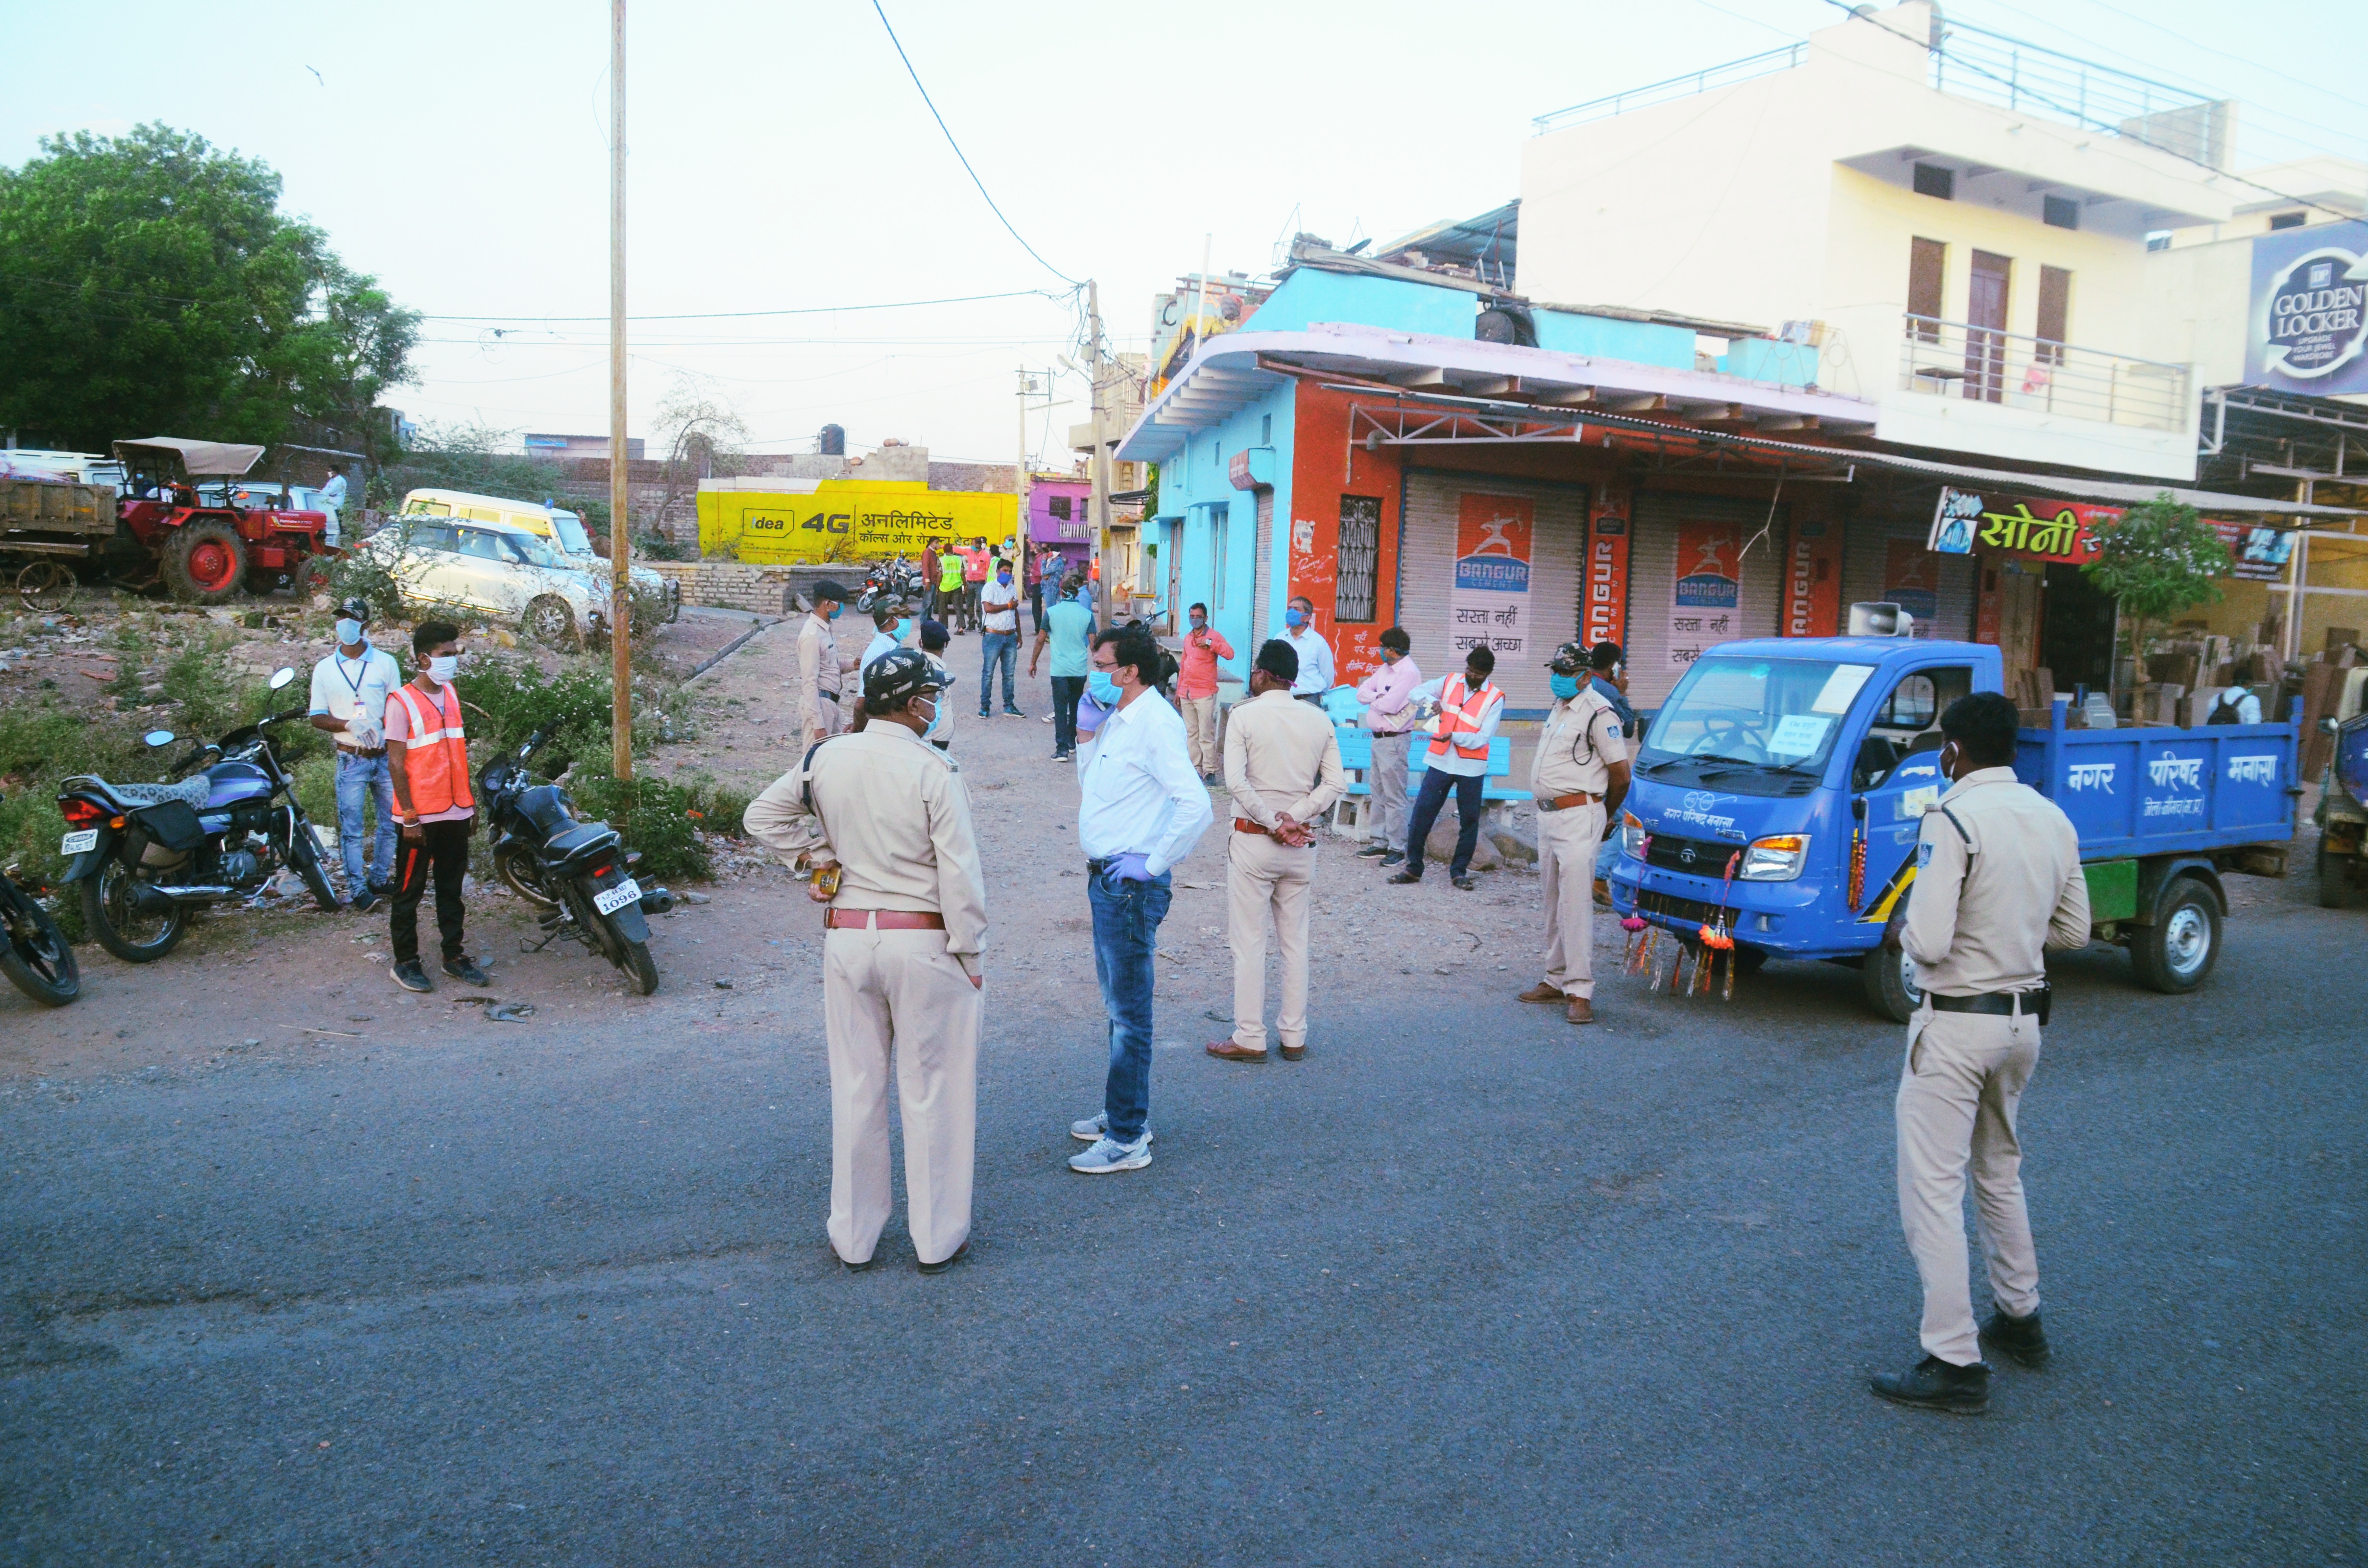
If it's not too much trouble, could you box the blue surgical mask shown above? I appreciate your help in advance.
[1284,608,1307,630]
[884,621,902,641]
[1086,671,1121,706]
[335,619,364,647]
[1550,673,1583,700]
[998,571,1012,586]
[826,603,842,620]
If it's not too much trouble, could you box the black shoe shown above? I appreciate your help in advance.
[391,959,432,993]
[1355,844,1390,858]
[443,955,491,987]
[1452,876,1479,891]
[1379,851,1405,867]
[1979,1305,2050,1369]
[1388,870,1422,885]
[1870,1354,1990,1415]
[1052,750,1073,761]
[917,1240,970,1275]
[978,709,992,718]
[838,1245,874,1273]
[1003,707,1026,718]
[349,888,380,914]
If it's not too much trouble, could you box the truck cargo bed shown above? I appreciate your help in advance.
[1,478,119,537]
[2016,706,2297,860]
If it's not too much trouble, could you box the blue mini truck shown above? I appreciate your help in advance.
[1605,632,2300,1021]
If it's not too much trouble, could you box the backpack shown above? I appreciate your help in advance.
[2206,689,2245,726]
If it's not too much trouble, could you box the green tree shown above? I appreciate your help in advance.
[2080,492,2234,659]
[0,123,418,456]
[376,419,566,509]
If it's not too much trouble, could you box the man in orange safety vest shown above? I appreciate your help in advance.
[383,619,489,993]
[1387,645,1505,892]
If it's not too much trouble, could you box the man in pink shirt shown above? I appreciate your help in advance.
[1176,601,1235,782]
[1353,627,1422,866]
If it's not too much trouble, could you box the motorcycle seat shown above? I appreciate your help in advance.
[544,822,617,858]
[86,777,213,809]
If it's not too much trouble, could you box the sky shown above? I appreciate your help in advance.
[6,0,2367,468]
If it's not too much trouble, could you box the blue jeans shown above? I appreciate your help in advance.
[1088,865,1172,1143]
[1403,766,1485,879]
[980,631,1018,711]
[335,750,397,893]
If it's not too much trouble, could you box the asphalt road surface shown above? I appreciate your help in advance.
[4,693,2361,1565]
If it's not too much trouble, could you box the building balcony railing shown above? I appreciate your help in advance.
[1898,315,2190,433]
[1531,43,1804,135]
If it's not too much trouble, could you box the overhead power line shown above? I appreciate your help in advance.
[869,0,1081,288]
[419,287,1060,323]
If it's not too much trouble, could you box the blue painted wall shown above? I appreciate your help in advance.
[1152,380,1298,686]
[1243,268,1477,340]
[1531,308,1697,369]
[1717,336,1821,386]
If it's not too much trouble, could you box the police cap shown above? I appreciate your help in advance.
[1546,640,1589,676]
[862,647,954,708]
[811,580,853,606]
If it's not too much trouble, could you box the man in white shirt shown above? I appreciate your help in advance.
[860,600,909,674]
[317,464,349,548]
[1388,645,1505,892]
[1352,626,1421,865]
[1280,595,1335,702]
[1067,624,1214,1175]
[307,596,404,911]
[977,559,1025,718]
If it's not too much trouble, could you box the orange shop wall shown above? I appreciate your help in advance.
[1284,380,1406,685]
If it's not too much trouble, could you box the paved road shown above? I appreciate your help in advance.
[3,680,2361,1565]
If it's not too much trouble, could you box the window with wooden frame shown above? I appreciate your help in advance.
[1334,495,1382,623]
[1907,237,1946,342]
[2036,266,2072,365]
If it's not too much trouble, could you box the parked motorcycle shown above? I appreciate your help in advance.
[55,666,338,962]
[477,729,672,995]
[1,793,79,1006]
[854,557,925,615]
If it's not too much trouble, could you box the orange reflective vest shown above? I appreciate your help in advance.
[387,682,474,817]
[1426,674,1502,763]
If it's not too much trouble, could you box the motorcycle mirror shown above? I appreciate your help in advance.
[144,729,177,748]
[268,667,296,691]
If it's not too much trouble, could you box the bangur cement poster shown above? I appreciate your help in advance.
[1450,493,1533,660]
[1883,539,1939,628]
[1584,489,1630,651]
[1667,519,1741,670]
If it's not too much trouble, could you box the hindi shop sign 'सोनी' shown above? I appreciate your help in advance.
[1927,487,2110,564]
[1450,492,1534,660]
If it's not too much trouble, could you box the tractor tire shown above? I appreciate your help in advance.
[161,518,248,604]
[294,554,335,600]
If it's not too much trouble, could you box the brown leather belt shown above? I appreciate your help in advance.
[1537,791,1602,812]
[824,908,945,931]
[338,746,388,760]
[1233,817,1274,836]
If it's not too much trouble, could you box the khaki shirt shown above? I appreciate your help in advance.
[1223,688,1346,829]
[1901,766,2090,997]
[795,612,857,733]
[1530,688,1626,798]
[742,725,989,972]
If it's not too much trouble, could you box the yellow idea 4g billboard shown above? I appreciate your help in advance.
[697,481,1017,564]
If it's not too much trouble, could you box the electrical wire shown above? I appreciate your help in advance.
[419,288,1060,324]
[869,0,1080,288]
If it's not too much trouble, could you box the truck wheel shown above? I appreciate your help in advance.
[15,561,77,612]
[161,519,248,604]
[1862,942,1923,1024]
[524,595,579,650]
[2132,877,2220,992]
[2317,842,2353,909]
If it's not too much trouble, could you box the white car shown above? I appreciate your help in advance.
[356,516,610,647]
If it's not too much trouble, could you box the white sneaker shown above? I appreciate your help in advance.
[1068,1134,1152,1174]
[1070,1111,1152,1144]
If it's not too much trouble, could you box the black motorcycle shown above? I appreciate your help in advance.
[854,557,925,615]
[477,729,672,995]
[55,666,338,962]
[1,792,79,1006]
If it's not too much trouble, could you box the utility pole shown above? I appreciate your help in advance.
[1087,278,1112,625]
[1015,365,1033,588]
[608,0,633,781]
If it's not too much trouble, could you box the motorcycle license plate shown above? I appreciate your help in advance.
[59,830,99,856]
[592,877,642,916]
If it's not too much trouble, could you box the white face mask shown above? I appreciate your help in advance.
[335,619,364,647]
[427,654,460,683]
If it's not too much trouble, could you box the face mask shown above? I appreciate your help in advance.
[1284,608,1307,630]
[335,619,364,647]
[1550,673,1583,700]
[826,603,842,620]
[883,622,902,641]
[998,571,1012,586]
[427,654,460,683]
[1087,671,1122,706]
[917,696,942,739]
[1189,617,1207,632]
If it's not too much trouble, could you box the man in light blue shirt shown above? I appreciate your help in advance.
[1280,595,1335,701]
[1066,625,1212,1175]
[307,596,404,910]
[861,600,909,674]
[1029,575,1096,761]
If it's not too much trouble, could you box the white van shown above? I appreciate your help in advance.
[399,488,679,621]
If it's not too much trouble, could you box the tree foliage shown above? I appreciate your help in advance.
[2081,493,2233,654]
[0,123,418,455]
[376,420,567,509]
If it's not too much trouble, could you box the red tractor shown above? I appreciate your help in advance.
[109,437,337,605]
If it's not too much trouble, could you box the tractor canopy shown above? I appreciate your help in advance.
[112,437,268,479]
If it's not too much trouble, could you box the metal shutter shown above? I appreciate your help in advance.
[1843,509,1977,640]
[1399,472,1588,711]
[1251,488,1273,653]
[1627,491,1788,707]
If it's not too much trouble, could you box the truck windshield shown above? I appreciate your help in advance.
[551,511,594,556]
[1640,657,1875,775]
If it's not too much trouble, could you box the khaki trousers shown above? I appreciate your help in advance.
[802,690,843,745]
[821,925,980,1267]
[1227,831,1313,1053]
[1368,731,1412,847]
[1896,1004,2042,1365]
[1183,695,1220,775]
[1536,802,1605,998]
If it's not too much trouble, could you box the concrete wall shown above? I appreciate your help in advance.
[642,561,800,615]
[2140,233,2260,388]
[1245,269,1477,340]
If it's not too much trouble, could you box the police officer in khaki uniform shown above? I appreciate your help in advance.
[793,580,861,747]
[1871,691,2089,1414]
[743,650,988,1274]
[1516,641,1631,1026]
[1208,640,1346,1064]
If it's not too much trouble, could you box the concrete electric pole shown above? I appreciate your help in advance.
[1016,366,1033,576]
[1086,279,1112,626]
[608,0,633,781]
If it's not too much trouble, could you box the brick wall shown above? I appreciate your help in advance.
[643,562,798,614]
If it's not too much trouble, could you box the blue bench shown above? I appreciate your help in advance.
[1331,723,1529,834]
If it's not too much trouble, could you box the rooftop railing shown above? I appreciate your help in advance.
[1899,314,2191,433]
[1531,44,1805,135]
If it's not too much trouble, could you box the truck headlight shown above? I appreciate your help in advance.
[1739,834,1810,881]
[1619,810,1646,858]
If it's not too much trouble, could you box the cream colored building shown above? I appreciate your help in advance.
[1518,0,2259,481]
